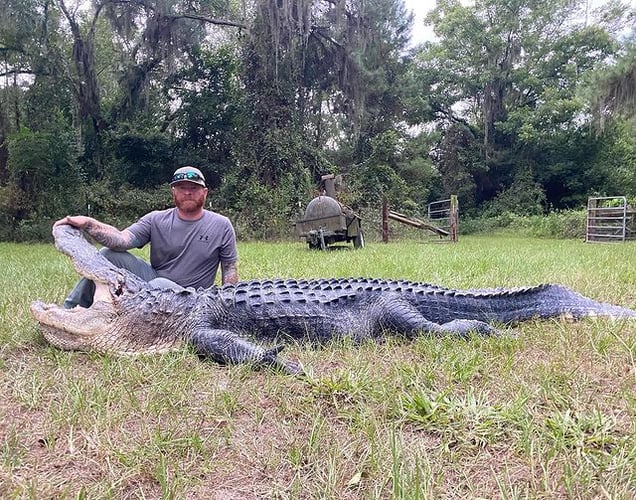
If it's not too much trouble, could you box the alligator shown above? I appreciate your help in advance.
[31,224,636,374]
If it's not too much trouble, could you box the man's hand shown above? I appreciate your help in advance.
[53,216,134,251]
[53,215,94,229]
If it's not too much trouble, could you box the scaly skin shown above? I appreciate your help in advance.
[30,225,636,374]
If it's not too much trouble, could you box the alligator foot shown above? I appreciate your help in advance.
[438,319,503,337]
[259,344,304,375]
[273,356,305,376]
[190,327,305,375]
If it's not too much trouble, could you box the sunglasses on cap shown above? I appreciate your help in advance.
[171,172,204,183]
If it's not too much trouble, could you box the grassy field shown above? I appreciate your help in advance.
[1,235,636,498]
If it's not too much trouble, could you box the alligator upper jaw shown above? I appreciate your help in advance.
[52,223,148,297]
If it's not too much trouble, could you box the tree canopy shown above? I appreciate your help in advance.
[0,0,634,240]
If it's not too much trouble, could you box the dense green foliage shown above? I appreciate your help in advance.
[0,0,634,240]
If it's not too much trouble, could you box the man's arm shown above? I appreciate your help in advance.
[54,216,136,251]
[220,260,239,285]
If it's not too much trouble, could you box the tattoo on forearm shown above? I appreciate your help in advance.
[221,261,239,285]
[84,221,131,250]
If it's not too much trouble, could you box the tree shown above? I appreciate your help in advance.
[1,0,246,179]
[3,123,83,232]
[589,43,636,129]
[0,0,72,178]
[416,0,631,210]
[165,45,246,187]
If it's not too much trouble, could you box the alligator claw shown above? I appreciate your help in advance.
[265,344,286,356]
[439,319,502,337]
[262,346,304,376]
[275,357,305,376]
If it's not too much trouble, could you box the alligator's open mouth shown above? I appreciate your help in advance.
[30,224,161,353]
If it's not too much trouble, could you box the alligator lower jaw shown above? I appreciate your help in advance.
[30,300,182,355]
[30,300,118,349]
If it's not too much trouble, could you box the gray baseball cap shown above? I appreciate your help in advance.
[170,166,206,187]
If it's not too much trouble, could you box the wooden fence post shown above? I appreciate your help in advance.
[449,195,458,243]
[382,196,389,243]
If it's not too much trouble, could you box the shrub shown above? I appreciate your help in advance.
[527,210,586,239]
[85,181,173,228]
[461,210,586,239]
[482,168,547,217]
[220,174,313,241]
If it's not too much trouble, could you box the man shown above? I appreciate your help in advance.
[57,166,239,309]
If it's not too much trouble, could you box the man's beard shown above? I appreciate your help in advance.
[175,196,205,213]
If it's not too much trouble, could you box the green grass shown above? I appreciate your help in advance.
[1,235,636,498]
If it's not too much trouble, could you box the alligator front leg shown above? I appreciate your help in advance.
[189,327,303,375]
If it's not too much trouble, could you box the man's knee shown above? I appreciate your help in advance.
[99,247,157,281]
[100,247,136,267]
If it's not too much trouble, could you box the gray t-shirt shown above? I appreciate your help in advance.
[126,208,238,289]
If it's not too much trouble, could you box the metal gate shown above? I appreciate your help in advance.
[428,197,458,242]
[586,196,633,243]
